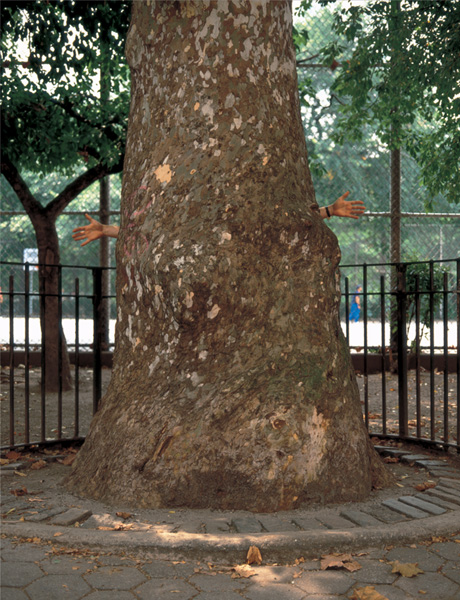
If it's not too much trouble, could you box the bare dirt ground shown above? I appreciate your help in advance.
[1,365,458,450]
[356,370,458,446]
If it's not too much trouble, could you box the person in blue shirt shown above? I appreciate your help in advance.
[349,285,363,323]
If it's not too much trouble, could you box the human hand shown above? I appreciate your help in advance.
[72,214,104,246]
[331,191,365,219]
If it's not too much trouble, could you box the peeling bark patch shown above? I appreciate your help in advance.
[154,164,173,184]
[207,304,220,319]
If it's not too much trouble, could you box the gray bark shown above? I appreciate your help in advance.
[66,0,392,511]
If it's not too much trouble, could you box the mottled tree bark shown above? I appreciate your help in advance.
[66,0,392,511]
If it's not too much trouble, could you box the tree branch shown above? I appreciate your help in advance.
[0,154,44,216]
[1,151,124,221]
[47,156,124,219]
[49,97,122,143]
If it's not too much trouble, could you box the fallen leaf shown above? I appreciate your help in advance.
[14,470,27,477]
[6,451,22,461]
[247,545,262,565]
[383,456,399,463]
[114,523,134,531]
[321,553,362,572]
[0,458,9,466]
[58,455,76,466]
[415,482,436,492]
[390,561,424,577]
[53,532,64,537]
[231,564,256,579]
[350,586,389,600]
[30,460,47,470]
[10,486,28,497]
[294,557,305,565]
[116,512,132,520]
[293,571,302,578]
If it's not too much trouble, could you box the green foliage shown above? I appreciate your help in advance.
[405,260,448,332]
[296,0,460,207]
[1,0,131,175]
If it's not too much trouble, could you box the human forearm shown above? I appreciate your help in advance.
[102,224,119,239]
[319,206,333,219]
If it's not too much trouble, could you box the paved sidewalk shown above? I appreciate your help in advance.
[2,533,460,600]
[2,445,460,599]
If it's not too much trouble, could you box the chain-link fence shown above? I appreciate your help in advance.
[1,1,459,302]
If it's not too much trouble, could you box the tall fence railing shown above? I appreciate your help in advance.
[1,259,459,452]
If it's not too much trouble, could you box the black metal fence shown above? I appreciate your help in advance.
[1,259,459,452]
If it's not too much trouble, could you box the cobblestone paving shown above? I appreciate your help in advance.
[2,534,460,600]
[2,446,460,599]
[2,446,460,537]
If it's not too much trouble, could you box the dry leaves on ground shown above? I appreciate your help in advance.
[6,451,22,461]
[247,545,262,565]
[321,553,362,572]
[116,512,132,520]
[30,460,47,470]
[10,486,28,497]
[231,564,257,579]
[415,481,436,491]
[350,585,389,600]
[58,454,77,466]
[390,561,424,577]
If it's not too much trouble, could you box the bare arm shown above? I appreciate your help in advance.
[72,214,119,246]
[320,191,366,220]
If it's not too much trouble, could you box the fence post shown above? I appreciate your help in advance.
[9,275,15,448]
[457,259,460,452]
[363,264,369,429]
[92,267,103,414]
[397,263,408,438]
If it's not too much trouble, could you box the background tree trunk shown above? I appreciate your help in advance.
[66,0,392,511]
[34,215,72,392]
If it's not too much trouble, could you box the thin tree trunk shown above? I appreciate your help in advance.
[66,0,392,511]
[35,216,72,392]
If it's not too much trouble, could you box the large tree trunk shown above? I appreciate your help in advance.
[66,0,392,511]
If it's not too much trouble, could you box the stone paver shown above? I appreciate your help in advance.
[232,516,263,533]
[134,578,197,600]
[84,565,147,590]
[0,561,43,587]
[25,573,92,600]
[1,536,460,600]
[417,492,460,511]
[382,498,430,519]
[398,494,446,515]
[351,559,397,585]
[49,507,92,526]
[85,593,135,600]
[386,546,445,572]
[317,513,357,529]
[1,445,460,599]
[395,571,460,598]
[340,508,383,527]
[295,570,353,595]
